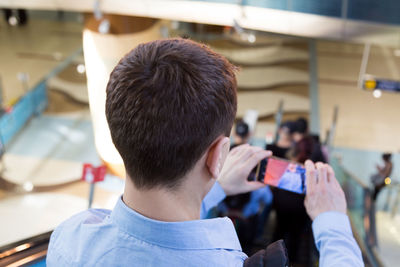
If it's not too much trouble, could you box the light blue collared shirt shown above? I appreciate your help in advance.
[312,211,364,267]
[47,182,363,267]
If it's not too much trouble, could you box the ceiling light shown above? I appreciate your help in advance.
[8,16,18,26]
[373,89,382,98]
[76,64,86,74]
[23,182,34,192]
[98,19,110,34]
[247,33,256,43]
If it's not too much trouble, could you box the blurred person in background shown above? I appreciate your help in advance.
[266,121,296,159]
[272,136,317,265]
[271,117,325,265]
[310,134,328,163]
[293,117,308,143]
[217,121,273,254]
[231,120,250,149]
[290,135,314,164]
[371,153,393,200]
[217,180,273,255]
[292,117,327,163]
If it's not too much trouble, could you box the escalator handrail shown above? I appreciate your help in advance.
[0,231,51,260]
[332,156,383,267]
[335,158,369,189]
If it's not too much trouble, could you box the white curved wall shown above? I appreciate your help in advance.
[83,22,163,176]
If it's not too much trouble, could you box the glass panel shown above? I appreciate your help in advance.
[331,157,367,241]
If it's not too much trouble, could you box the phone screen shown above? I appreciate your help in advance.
[256,157,306,194]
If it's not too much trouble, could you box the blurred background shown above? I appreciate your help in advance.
[0,1,400,266]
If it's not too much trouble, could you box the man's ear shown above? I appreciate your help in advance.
[206,136,230,179]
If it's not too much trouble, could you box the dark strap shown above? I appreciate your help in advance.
[243,240,289,267]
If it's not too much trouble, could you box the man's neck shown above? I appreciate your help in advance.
[122,175,213,222]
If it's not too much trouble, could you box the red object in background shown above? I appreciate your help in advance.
[82,164,106,184]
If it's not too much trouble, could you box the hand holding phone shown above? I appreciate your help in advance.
[218,144,271,196]
[304,161,347,220]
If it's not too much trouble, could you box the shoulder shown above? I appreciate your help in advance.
[47,209,112,265]
[53,208,111,235]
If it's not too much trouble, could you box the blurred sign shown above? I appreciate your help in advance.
[363,77,400,92]
[82,164,106,184]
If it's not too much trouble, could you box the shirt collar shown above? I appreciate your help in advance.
[110,196,242,251]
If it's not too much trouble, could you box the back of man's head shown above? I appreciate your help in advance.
[106,38,237,190]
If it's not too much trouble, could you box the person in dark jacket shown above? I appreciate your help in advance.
[271,118,322,265]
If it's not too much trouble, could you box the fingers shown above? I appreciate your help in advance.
[240,146,263,161]
[305,160,317,193]
[230,145,272,163]
[231,144,250,156]
[244,149,272,172]
[218,145,271,196]
[316,162,328,187]
[326,165,335,184]
[327,165,341,191]
[228,144,247,156]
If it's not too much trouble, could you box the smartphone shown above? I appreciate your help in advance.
[255,157,306,194]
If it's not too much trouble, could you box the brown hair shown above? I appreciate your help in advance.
[106,38,237,190]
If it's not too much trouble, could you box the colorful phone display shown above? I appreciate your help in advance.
[256,157,306,194]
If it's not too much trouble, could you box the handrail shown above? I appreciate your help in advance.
[0,231,51,266]
[331,156,382,267]
[343,168,369,189]
[0,48,84,191]
[334,156,369,189]
[42,47,83,82]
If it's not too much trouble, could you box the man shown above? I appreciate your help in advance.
[47,39,363,266]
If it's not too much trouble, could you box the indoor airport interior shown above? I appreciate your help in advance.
[0,1,400,266]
